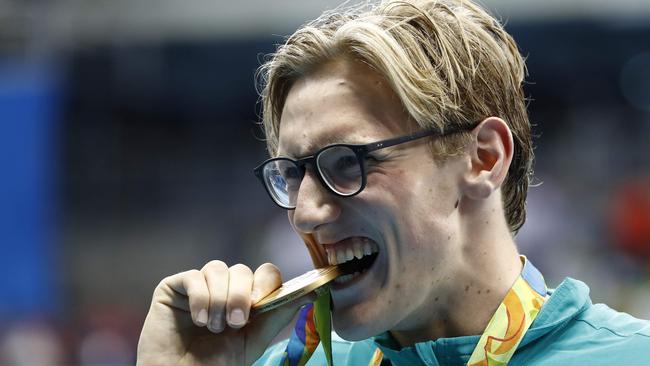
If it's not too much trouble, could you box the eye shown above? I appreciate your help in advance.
[335,155,358,170]
[365,155,381,163]
[282,166,303,188]
[282,166,301,180]
[364,153,389,166]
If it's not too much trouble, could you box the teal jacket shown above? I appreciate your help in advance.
[254,278,650,365]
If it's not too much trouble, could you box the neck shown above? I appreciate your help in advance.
[390,198,523,347]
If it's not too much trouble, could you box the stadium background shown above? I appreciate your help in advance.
[1,0,649,364]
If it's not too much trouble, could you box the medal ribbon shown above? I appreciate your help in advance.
[279,233,334,366]
[466,256,547,366]
[279,289,332,366]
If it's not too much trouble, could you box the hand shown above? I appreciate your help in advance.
[137,261,311,366]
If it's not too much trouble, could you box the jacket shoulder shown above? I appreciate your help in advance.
[517,302,650,365]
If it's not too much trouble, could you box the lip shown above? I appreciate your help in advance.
[321,235,376,250]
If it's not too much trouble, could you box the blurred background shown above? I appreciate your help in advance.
[1,0,649,364]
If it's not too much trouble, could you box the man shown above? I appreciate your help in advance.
[137,0,650,365]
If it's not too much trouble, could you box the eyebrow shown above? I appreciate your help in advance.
[280,131,370,158]
[316,132,369,148]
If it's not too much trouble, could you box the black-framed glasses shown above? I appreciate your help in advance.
[254,122,480,209]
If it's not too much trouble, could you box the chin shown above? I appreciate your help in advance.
[332,311,388,341]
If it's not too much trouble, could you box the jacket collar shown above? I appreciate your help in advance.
[371,278,591,365]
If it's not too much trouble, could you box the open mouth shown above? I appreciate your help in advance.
[336,252,379,283]
[325,238,380,285]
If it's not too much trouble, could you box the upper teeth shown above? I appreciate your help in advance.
[326,238,379,266]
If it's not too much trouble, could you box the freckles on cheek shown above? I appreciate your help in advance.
[367,170,412,201]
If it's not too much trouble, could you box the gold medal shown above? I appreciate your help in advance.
[251,266,341,315]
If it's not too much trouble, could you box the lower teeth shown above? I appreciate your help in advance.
[334,271,361,284]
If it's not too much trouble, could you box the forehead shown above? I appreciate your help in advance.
[277,59,413,157]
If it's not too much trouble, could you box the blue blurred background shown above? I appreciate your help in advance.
[1,0,649,364]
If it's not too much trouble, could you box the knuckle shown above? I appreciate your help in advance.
[156,272,182,291]
[255,263,282,286]
[257,262,280,274]
[182,269,203,282]
[183,270,207,293]
[202,260,228,272]
[153,279,170,298]
[156,276,172,290]
[230,263,253,276]
[187,269,202,277]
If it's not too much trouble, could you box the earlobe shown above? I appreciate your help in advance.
[460,117,514,201]
[463,171,496,200]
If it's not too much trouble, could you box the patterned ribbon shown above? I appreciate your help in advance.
[279,304,318,366]
[280,289,332,366]
[466,256,547,366]
[283,256,546,366]
[281,233,333,366]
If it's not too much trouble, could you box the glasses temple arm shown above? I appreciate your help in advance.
[365,121,479,153]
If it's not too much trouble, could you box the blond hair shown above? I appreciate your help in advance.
[257,0,533,234]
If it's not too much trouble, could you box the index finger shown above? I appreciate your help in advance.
[251,263,283,304]
[158,270,210,327]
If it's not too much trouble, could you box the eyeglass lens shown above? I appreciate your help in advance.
[316,146,362,194]
[262,145,364,208]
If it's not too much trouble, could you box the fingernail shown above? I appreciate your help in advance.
[196,309,208,326]
[208,317,223,332]
[229,308,245,326]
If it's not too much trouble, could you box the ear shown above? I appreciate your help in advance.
[460,117,514,200]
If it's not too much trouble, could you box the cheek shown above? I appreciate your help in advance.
[366,165,453,219]
[364,168,415,203]
[369,165,457,259]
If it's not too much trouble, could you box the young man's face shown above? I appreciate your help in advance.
[277,58,466,340]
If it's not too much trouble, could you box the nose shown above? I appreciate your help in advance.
[290,169,341,234]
